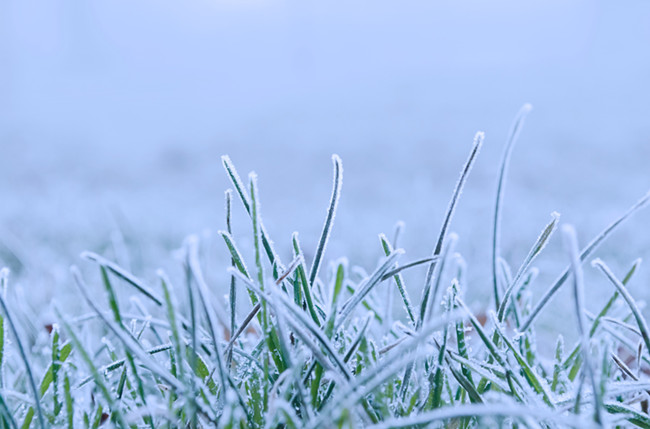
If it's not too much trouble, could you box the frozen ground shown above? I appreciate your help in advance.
[1,0,650,338]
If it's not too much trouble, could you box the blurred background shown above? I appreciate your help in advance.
[1,0,649,334]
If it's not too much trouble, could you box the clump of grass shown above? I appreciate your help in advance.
[1,107,650,427]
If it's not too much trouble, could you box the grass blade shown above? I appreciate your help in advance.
[309,154,343,287]
[226,189,237,344]
[492,104,533,310]
[337,249,404,328]
[497,211,560,322]
[0,269,46,429]
[367,403,589,429]
[419,131,483,329]
[81,252,163,306]
[379,234,416,325]
[592,258,650,359]
[562,225,603,425]
[221,155,283,272]
[54,305,128,428]
[71,266,183,391]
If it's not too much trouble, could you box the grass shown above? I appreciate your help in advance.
[2,108,650,427]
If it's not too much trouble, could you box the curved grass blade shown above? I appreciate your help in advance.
[309,154,343,287]
[380,256,437,282]
[592,258,650,359]
[419,131,483,329]
[492,104,533,310]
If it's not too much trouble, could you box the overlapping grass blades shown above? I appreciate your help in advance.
[1,110,650,427]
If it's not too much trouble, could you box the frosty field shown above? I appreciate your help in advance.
[2,120,650,426]
[2,0,650,427]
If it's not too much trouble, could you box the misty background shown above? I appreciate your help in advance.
[1,0,649,333]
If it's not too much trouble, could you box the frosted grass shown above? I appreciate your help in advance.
[0,111,649,427]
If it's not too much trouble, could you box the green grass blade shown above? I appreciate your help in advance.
[605,402,650,428]
[491,104,533,310]
[63,374,73,429]
[379,234,416,325]
[309,154,343,287]
[71,266,183,391]
[0,269,46,429]
[418,233,457,328]
[592,258,650,359]
[55,305,129,428]
[225,189,237,344]
[418,132,483,329]
[0,394,17,429]
[221,155,283,272]
[562,258,641,371]
[292,233,322,326]
[490,313,554,407]
[497,211,559,322]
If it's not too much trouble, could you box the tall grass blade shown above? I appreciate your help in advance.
[221,155,283,271]
[492,104,533,310]
[419,131,483,329]
[592,258,650,358]
[226,189,237,344]
[562,225,603,425]
[309,154,343,287]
